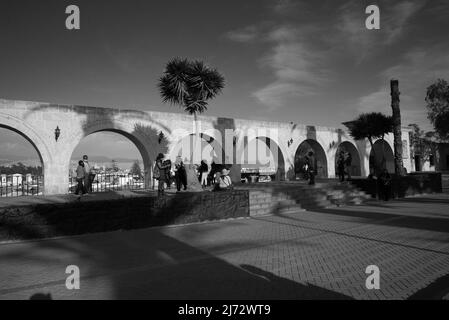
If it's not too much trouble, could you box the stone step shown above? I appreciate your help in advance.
[244,181,371,215]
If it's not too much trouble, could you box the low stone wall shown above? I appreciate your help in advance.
[350,172,442,199]
[0,190,249,241]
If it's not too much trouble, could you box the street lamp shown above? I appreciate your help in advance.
[158,131,165,144]
[55,126,61,142]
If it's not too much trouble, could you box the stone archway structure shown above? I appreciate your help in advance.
[0,98,413,194]
[335,141,362,177]
[294,139,328,179]
[242,136,287,181]
[369,139,395,174]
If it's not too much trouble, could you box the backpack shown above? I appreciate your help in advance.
[153,163,160,179]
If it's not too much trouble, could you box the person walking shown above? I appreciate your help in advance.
[337,151,345,182]
[74,160,87,197]
[378,169,392,201]
[174,156,187,191]
[199,160,209,189]
[163,159,172,189]
[344,151,352,181]
[153,153,171,196]
[302,162,309,181]
[306,151,316,185]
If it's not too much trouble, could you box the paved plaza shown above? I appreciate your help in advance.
[1,194,448,300]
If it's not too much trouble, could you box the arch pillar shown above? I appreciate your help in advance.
[44,160,70,195]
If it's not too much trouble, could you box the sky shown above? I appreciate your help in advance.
[1,0,448,162]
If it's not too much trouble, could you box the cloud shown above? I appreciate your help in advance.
[252,25,331,109]
[224,0,442,113]
[224,25,259,43]
[335,0,426,62]
[382,1,426,44]
[357,44,449,130]
[271,0,307,15]
[253,82,306,110]
[424,0,449,22]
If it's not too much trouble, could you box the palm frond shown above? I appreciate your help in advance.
[157,57,225,115]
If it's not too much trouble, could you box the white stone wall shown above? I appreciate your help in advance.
[1,98,405,195]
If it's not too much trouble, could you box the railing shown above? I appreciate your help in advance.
[0,174,44,197]
[68,173,145,193]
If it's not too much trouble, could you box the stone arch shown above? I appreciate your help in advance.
[294,139,328,178]
[369,139,394,174]
[169,132,223,165]
[71,120,163,189]
[335,141,362,177]
[241,136,286,181]
[74,129,150,165]
[0,113,53,194]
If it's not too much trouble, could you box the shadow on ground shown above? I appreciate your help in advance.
[0,225,351,300]
[308,207,449,234]
[408,273,449,300]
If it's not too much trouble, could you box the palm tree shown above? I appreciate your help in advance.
[390,80,404,175]
[344,112,393,175]
[158,58,225,162]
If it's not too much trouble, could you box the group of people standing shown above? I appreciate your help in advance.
[153,153,233,196]
[153,153,187,196]
[336,150,353,182]
[74,155,95,197]
[198,159,233,190]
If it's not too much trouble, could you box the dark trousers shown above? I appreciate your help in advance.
[158,178,166,192]
[75,178,86,195]
[308,170,315,185]
[379,184,391,201]
[175,171,187,191]
[345,166,352,180]
[337,168,345,182]
[84,174,95,193]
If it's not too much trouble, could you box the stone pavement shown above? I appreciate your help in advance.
[0,194,448,300]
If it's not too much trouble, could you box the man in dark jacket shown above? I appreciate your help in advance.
[174,156,187,191]
[378,169,392,201]
[306,151,316,185]
[344,151,352,181]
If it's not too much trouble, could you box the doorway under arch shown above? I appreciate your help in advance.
[294,139,328,179]
[69,131,147,193]
[240,136,286,182]
[0,126,44,196]
[335,141,362,177]
[369,139,394,174]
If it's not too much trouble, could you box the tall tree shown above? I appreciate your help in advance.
[158,58,225,162]
[158,58,225,190]
[425,79,449,139]
[344,112,393,174]
[408,124,438,170]
[390,80,404,175]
